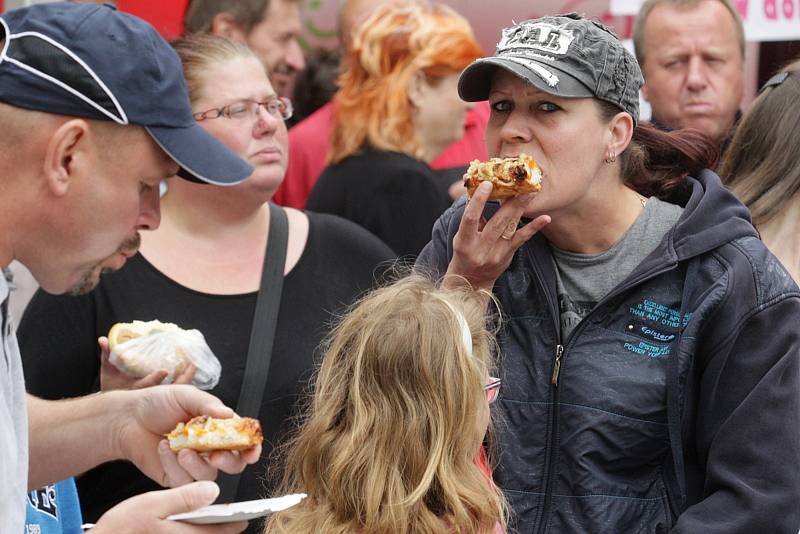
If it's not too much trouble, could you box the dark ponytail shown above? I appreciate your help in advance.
[597,101,719,199]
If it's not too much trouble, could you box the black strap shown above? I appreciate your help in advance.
[217,203,288,503]
[1,290,8,366]
[1,269,11,365]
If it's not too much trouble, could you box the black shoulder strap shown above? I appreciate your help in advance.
[1,270,11,365]
[217,202,288,503]
[1,291,8,366]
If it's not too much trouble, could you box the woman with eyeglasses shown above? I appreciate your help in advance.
[17,34,395,530]
[266,274,506,533]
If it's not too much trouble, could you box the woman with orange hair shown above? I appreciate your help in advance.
[306,0,483,258]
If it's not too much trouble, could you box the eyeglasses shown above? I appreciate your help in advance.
[193,97,293,122]
[484,377,501,404]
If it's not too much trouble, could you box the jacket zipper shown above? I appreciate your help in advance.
[551,344,564,385]
[530,254,679,534]
[529,254,563,534]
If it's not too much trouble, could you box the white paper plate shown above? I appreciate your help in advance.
[167,493,307,524]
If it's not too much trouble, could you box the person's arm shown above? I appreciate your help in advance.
[674,296,800,532]
[27,385,261,490]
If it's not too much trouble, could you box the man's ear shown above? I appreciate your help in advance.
[42,119,90,197]
[209,12,247,41]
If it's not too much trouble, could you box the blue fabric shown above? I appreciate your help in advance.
[0,2,251,185]
[25,478,83,534]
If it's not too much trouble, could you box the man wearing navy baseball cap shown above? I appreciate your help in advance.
[0,3,258,532]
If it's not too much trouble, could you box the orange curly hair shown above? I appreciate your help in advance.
[328,0,484,164]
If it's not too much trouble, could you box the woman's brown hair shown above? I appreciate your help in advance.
[597,100,720,199]
[266,275,506,533]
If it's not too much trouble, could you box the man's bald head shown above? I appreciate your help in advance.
[0,103,60,154]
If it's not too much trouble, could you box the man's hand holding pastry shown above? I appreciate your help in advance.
[112,385,262,488]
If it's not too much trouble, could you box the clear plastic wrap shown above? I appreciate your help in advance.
[109,327,222,390]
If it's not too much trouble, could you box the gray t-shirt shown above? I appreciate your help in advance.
[552,197,683,339]
[1,273,29,533]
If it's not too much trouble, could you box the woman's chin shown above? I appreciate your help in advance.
[232,172,284,200]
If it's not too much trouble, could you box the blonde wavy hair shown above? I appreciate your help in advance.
[328,0,483,164]
[171,34,258,106]
[720,59,800,227]
[265,275,506,533]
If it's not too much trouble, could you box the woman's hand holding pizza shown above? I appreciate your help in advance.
[444,181,550,291]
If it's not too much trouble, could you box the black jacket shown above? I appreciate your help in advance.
[417,170,800,533]
[307,148,452,258]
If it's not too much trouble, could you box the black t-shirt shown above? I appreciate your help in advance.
[19,212,394,528]
[306,148,452,259]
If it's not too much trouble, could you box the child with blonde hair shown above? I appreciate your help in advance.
[266,275,505,533]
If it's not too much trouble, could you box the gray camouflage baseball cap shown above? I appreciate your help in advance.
[458,13,644,124]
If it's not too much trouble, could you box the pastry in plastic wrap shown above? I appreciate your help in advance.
[107,320,222,390]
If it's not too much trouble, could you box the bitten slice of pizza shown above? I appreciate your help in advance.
[463,154,543,200]
[166,415,263,452]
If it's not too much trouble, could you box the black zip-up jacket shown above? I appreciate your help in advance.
[417,171,800,533]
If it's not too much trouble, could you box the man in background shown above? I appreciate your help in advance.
[633,0,744,153]
[184,0,305,98]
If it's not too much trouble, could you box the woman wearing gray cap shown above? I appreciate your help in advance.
[417,13,800,533]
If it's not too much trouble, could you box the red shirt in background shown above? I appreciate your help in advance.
[116,1,188,38]
[274,100,490,209]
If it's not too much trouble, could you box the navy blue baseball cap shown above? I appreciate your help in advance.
[0,2,252,185]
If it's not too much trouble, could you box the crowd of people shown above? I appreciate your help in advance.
[2,0,800,533]
[18,32,394,530]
